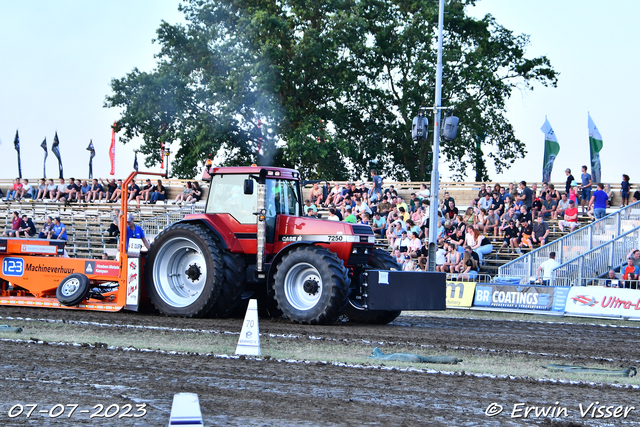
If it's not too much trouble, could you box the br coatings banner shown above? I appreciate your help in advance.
[474,284,570,312]
[565,286,640,319]
[446,281,477,308]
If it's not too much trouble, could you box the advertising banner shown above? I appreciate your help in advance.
[565,286,640,319]
[446,281,476,308]
[474,284,570,312]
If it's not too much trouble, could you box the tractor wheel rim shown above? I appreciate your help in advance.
[284,262,322,311]
[153,237,207,308]
[61,278,80,296]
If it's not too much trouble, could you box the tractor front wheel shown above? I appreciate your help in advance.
[273,246,350,325]
[56,273,91,306]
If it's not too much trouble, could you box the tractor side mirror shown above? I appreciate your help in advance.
[244,179,254,195]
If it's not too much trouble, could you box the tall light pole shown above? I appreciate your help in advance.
[427,0,445,271]
[165,142,171,178]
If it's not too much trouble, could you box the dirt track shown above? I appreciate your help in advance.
[1,307,639,426]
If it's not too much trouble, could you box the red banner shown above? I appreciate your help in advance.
[109,121,116,175]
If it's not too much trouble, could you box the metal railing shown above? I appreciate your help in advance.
[554,277,640,289]
[498,201,640,278]
[551,227,640,287]
[140,203,205,238]
[446,273,493,283]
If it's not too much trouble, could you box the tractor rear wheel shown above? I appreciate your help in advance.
[344,249,402,324]
[56,273,91,306]
[145,223,229,318]
[273,245,350,325]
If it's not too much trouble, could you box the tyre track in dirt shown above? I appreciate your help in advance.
[0,340,639,426]
[2,306,639,365]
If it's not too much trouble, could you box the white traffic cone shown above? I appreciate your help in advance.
[168,393,203,426]
[235,299,260,356]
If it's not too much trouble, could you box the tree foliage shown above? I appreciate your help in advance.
[105,0,557,180]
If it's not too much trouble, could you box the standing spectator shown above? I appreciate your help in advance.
[38,216,54,238]
[4,178,22,201]
[369,170,383,203]
[88,179,105,202]
[46,179,58,200]
[3,211,21,237]
[589,183,609,219]
[310,183,324,206]
[565,168,575,194]
[558,200,579,232]
[516,181,533,209]
[149,179,167,204]
[35,178,47,201]
[185,182,202,204]
[536,251,560,285]
[623,258,639,289]
[621,174,631,207]
[17,214,36,238]
[579,165,593,215]
[48,217,68,240]
[125,214,150,250]
[532,216,550,246]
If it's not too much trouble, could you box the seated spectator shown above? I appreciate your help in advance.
[547,183,560,201]
[4,178,22,201]
[540,193,557,220]
[475,208,488,232]
[519,220,533,250]
[407,231,422,259]
[59,178,80,203]
[499,207,518,236]
[448,227,466,251]
[623,258,639,289]
[358,213,370,225]
[604,183,614,208]
[305,207,318,217]
[500,220,519,253]
[128,181,141,204]
[35,178,47,200]
[101,178,117,202]
[136,179,154,204]
[310,183,324,206]
[478,192,493,211]
[185,181,202,204]
[531,195,543,220]
[397,206,409,222]
[38,216,54,238]
[304,199,318,214]
[324,183,343,207]
[80,180,92,202]
[556,193,570,218]
[532,216,550,246]
[327,207,340,221]
[469,227,493,263]
[387,221,405,247]
[376,195,393,216]
[458,246,479,280]
[558,200,578,232]
[393,230,411,253]
[371,212,386,236]
[17,214,36,238]
[88,179,105,202]
[48,217,68,240]
[354,198,371,220]
[604,269,621,288]
[434,243,448,272]
[485,208,500,237]
[108,179,124,203]
[517,205,532,225]
[106,209,121,244]
[149,180,167,204]
[3,211,21,237]
[462,207,475,226]
[416,183,430,200]
[384,185,398,198]
[343,206,357,223]
[46,179,58,200]
[393,248,406,268]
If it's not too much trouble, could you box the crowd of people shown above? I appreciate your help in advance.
[307,166,637,277]
[1,177,204,207]
[2,211,67,240]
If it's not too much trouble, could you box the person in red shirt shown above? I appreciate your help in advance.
[558,200,578,232]
[4,178,22,202]
[2,211,21,237]
[623,258,640,289]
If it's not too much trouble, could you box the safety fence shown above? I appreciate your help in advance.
[498,200,640,279]
[140,204,206,238]
[444,277,640,320]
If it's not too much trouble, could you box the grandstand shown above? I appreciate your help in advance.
[0,178,634,275]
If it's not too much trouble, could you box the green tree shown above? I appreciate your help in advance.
[105,0,557,181]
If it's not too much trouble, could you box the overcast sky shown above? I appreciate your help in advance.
[0,0,637,185]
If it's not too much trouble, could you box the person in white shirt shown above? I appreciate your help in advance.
[416,183,430,199]
[536,251,560,285]
[354,198,371,219]
[327,207,340,221]
[393,230,411,253]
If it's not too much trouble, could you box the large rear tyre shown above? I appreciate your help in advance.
[344,249,402,324]
[56,273,91,306]
[207,249,246,318]
[273,245,350,325]
[145,223,225,317]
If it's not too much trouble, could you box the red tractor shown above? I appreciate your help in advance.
[144,165,445,324]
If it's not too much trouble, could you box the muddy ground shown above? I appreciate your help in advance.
[0,306,639,426]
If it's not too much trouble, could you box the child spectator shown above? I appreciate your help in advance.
[621,174,630,207]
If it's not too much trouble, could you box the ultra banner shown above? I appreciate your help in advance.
[473,284,570,312]
[446,281,476,308]
[565,286,640,319]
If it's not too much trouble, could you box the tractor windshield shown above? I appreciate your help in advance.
[266,178,300,217]
[205,174,258,224]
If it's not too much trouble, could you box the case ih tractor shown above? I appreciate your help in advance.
[0,167,444,325]
[144,165,444,324]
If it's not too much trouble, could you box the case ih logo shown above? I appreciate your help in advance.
[571,295,598,307]
[129,261,137,269]
[128,273,138,284]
